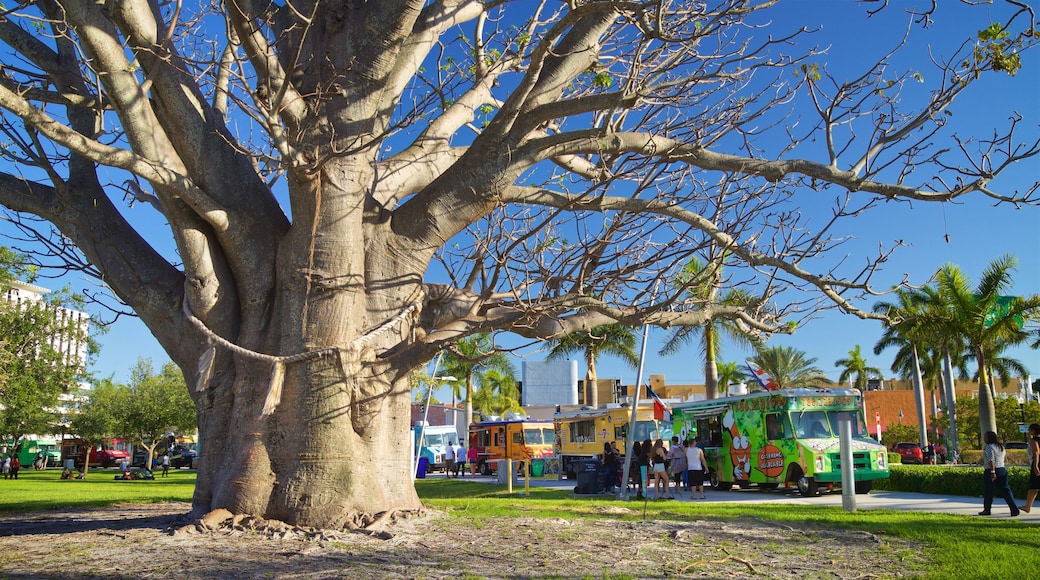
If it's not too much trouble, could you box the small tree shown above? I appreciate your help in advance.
[0,249,92,443]
[750,346,828,389]
[67,381,121,478]
[113,359,197,470]
[440,335,517,433]
[715,361,747,397]
[834,346,883,391]
[547,324,639,408]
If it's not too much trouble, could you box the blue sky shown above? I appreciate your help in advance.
[2,2,1037,389]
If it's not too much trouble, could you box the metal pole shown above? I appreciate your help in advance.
[413,353,442,481]
[839,417,856,512]
[618,323,651,501]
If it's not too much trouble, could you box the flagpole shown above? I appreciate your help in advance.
[619,323,651,501]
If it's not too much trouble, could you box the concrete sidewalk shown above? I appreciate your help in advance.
[461,472,1036,521]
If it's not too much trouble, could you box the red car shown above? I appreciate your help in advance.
[892,442,924,464]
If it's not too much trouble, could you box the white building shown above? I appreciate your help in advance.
[2,280,92,427]
[3,280,90,373]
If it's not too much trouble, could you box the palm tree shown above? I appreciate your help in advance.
[546,324,639,408]
[658,257,763,399]
[715,361,747,396]
[440,334,517,433]
[749,346,828,389]
[471,368,524,418]
[873,287,942,448]
[834,345,883,390]
[932,255,1040,438]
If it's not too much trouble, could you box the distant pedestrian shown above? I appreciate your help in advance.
[667,436,687,497]
[2,454,9,479]
[468,445,479,476]
[454,441,467,477]
[629,441,644,499]
[686,437,707,499]
[603,442,619,493]
[978,431,1019,517]
[9,455,20,479]
[651,439,673,499]
[161,453,170,477]
[1019,423,1040,514]
[444,441,456,478]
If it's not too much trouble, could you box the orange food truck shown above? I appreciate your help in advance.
[468,414,555,475]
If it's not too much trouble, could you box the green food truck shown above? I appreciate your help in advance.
[672,388,888,496]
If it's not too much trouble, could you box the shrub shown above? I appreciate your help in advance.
[956,448,1027,466]
[874,464,1031,497]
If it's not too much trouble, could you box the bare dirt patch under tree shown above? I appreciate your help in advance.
[0,503,927,578]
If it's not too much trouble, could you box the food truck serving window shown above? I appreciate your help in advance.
[569,419,596,443]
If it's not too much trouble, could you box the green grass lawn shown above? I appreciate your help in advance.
[2,470,1033,579]
[0,468,196,511]
[416,479,1039,580]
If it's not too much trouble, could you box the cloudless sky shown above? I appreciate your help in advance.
[2,1,1037,389]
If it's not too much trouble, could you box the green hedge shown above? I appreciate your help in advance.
[874,464,1031,497]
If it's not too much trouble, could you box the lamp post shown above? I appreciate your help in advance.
[1021,401,1028,443]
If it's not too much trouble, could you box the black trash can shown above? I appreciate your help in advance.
[573,459,602,494]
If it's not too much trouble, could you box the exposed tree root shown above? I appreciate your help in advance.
[171,508,427,542]
[679,547,757,574]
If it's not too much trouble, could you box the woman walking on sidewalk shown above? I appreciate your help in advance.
[979,431,1019,517]
[1020,423,1040,513]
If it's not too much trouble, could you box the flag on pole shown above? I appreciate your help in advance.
[645,384,671,421]
[746,360,779,391]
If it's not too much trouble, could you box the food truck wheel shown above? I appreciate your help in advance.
[797,475,819,497]
[480,462,492,476]
[758,482,779,491]
[708,469,732,491]
[854,480,873,494]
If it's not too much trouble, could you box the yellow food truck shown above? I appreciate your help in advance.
[553,404,672,480]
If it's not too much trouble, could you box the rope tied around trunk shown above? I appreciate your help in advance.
[181,293,423,416]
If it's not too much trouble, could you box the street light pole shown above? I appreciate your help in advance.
[413,352,457,481]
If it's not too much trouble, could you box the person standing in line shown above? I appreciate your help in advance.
[610,441,622,490]
[9,454,20,480]
[467,443,479,477]
[629,441,644,499]
[666,436,687,498]
[686,437,707,500]
[639,439,652,493]
[1020,423,1040,513]
[602,442,618,493]
[161,452,170,478]
[979,430,1019,517]
[454,440,467,477]
[444,441,456,478]
[2,454,10,479]
[651,439,673,499]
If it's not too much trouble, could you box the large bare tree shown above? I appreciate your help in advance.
[0,1,1036,528]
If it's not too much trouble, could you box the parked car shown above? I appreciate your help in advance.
[1005,441,1028,450]
[892,442,924,464]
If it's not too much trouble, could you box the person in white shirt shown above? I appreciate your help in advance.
[444,441,456,478]
[685,437,707,500]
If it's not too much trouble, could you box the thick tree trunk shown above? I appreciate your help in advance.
[192,357,421,528]
[186,157,425,528]
[942,349,959,453]
[976,349,998,442]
